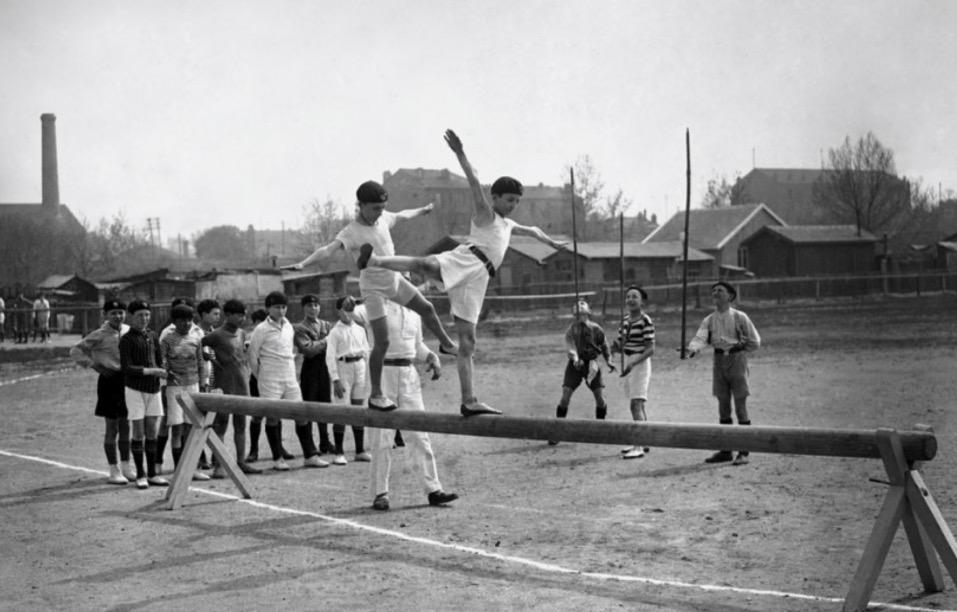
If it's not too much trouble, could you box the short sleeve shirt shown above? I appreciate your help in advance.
[335,212,400,293]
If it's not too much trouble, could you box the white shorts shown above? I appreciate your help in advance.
[623,358,652,401]
[335,359,369,401]
[125,388,164,420]
[361,274,420,320]
[164,383,199,426]
[435,247,489,325]
[256,377,303,402]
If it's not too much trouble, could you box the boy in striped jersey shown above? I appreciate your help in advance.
[611,286,655,459]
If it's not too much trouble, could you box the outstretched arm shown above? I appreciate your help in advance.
[394,202,434,220]
[445,129,494,223]
[512,223,568,249]
[281,239,344,271]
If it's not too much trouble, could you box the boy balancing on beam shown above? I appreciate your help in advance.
[283,180,458,412]
[359,129,567,416]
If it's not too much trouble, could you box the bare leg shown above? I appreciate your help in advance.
[368,316,390,402]
[455,318,477,405]
[403,293,457,352]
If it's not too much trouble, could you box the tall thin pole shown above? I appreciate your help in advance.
[619,212,625,370]
[680,128,692,359]
[570,168,581,310]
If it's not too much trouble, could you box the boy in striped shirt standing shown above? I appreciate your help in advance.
[611,286,655,459]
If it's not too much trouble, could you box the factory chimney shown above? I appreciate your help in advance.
[41,113,60,211]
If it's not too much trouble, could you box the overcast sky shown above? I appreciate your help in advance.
[2,0,955,245]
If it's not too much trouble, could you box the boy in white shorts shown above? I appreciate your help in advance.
[160,304,204,473]
[283,181,457,412]
[362,129,566,416]
[610,286,655,459]
[119,299,169,488]
[324,295,372,465]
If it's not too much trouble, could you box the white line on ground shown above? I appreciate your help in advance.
[1,448,953,612]
[0,367,75,387]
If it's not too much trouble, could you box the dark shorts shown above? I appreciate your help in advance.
[300,360,331,403]
[712,352,750,400]
[562,359,603,391]
[95,372,127,419]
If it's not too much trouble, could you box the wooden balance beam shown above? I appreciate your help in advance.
[168,392,956,612]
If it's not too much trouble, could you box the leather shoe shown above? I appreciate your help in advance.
[239,462,263,474]
[369,396,398,411]
[704,451,734,464]
[460,401,502,417]
[280,448,295,460]
[372,493,389,511]
[428,490,459,506]
[439,343,458,356]
[357,243,374,270]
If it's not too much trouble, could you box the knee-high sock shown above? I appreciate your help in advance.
[103,441,117,465]
[595,403,607,420]
[118,439,130,462]
[556,404,568,419]
[155,434,168,465]
[145,439,158,477]
[352,426,364,453]
[295,422,317,458]
[131,439,145,478]
[265,423,282,461]
[333,424,345,455]
[171,445,183,466]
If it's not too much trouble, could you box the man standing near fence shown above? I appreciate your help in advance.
[686,281,761,466]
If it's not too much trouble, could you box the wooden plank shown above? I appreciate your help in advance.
[190,393,938,462]
[906,471,957,585]
[843,486,906,612]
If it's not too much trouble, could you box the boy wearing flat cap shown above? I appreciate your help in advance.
[70,299,135,484]
[283,180,458,413]
[686,281,761,466]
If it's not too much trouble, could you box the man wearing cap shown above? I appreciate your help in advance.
[323,295,372,465]
[70,299,135,484]
[686,281,761,466]
[611,286,656,459]
[549,300,614,446]
[282,180,458,413]
[361,129,567,417]
[293,294,334,462]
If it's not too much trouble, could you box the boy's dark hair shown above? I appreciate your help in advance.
[171,297,195,308]
[356,180,388,204]
[223,299,246,314]
[196,299,221,315]
[625,285,648,301]
[127,299,150,314]
[171,304,194,321]
[711,281,737,301]
[264,291,288,307]
[102,299,126,313]
[250,308,268,323]
[491,176,523,196]
[335,295,354,310]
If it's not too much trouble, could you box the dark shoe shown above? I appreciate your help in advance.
[732,452,750,466]
[357,243,374,270]
[428,490,459,506]
[245,452,259,463]
[372,493,390,511]
[280,448,295,460]
[238,462,263,474]
[547,440,559,446]
[439,343,458,356]
[369,396,398,411]
[460,401,502,417]
[705,451,734,464]
[393,431,405,448]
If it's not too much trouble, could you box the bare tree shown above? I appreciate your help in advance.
[701,174,745,208]
[813,132,912,235]
[298,197,350,257]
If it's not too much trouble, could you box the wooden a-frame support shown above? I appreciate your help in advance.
[164,393,252,510]
[843,427,957,611]
[166,394,957,609]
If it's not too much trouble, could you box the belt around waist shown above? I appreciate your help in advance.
[467,244,495,278]
[383,358,413,367]
[339,355,363,362]
[713,348,741,355]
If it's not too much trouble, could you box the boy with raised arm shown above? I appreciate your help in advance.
[283,181,457,412]
[362,129,567,416]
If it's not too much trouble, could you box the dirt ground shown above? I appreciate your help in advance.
[1,293,956,612]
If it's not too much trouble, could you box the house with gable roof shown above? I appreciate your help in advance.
[642,204,786,276]
[740,225,879,277]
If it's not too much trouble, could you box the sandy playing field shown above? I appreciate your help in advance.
[1,293,956,612]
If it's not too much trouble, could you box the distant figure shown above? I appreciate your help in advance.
[32,292,51,342]
[15,293,32,343]
[549,300,614,446]
[0,295,6,343]
[686,281,761,466]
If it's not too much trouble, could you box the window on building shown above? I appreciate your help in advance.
[738,246,749,269]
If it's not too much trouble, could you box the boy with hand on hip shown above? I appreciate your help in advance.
[362,129,567,416]
[283,181,457,413]
[686,281,761,466]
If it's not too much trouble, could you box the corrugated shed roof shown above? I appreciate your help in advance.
[573,241,712,261]
[643,204,785,249]
[37,274,77,289]
[763,225,877,243]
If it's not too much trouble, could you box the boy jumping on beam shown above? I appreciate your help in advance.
[359,129,567,416]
